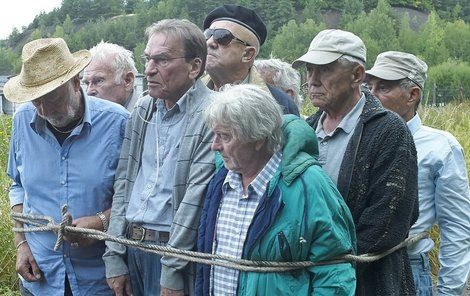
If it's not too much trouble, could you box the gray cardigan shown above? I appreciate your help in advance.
[103,79,215,292]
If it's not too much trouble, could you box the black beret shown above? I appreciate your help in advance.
[203,4,267,46]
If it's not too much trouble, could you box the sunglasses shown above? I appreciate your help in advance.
[204,28,251,46]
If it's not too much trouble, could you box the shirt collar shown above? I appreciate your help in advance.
[316,93,365,137]
[223,149,282,198]
[407,113,422,136]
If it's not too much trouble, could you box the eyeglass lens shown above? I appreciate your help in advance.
[204,29,237,46]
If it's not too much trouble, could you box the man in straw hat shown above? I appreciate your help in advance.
[103,19,215,296]
[292,29,419,295]
[366,51,470,295]
[5,38,129,295]
[202,4,299,116]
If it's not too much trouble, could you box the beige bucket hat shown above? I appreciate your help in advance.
[3,38,91,103]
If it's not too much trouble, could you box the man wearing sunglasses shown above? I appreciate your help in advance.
[202,4,299,116]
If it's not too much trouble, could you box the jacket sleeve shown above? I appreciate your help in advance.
[435,141,470,295]
[160,121,215,290]
[102,111,134,278]
[306,171,357,295]
[355,116,419,255]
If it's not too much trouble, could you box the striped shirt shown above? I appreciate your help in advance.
[211,150,282,295]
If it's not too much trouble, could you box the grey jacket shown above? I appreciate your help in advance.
[103,79,215,292]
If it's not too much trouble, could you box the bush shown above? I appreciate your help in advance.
[424,61,470,105]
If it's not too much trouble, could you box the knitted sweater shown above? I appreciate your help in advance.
[307,88,419,295]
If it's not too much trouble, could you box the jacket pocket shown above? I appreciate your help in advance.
[277,231,292,262]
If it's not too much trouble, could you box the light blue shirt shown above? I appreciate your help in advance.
[407,114,470,295]
[126,95,188,231]
[316,94,365,184]
[8,95,129,295]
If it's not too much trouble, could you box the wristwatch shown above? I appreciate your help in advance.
[96,211,109,232]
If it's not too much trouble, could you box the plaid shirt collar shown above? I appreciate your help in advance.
[223,149,282,199]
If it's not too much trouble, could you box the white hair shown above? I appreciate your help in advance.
[89,41,137,84]
[205,84,283,153]
[255,58,303,106]
[337,55,365,68]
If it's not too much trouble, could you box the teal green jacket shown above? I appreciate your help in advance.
[196,115,357,295]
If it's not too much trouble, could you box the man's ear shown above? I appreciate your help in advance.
[123,71,135,91]
[241,47,256,63]
[408,86,421,107]
[188,57,203,80]
[352,64,366,86]
[72,74,81,91]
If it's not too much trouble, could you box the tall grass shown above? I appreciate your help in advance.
[0,101,468,292]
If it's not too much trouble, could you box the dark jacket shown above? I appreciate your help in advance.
[307,89,419,295]
[195,115,357,295]
[202,67,300,116]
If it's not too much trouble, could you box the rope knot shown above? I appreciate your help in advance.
[53,205,73,251]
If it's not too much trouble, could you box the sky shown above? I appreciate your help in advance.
[0,0,62,40]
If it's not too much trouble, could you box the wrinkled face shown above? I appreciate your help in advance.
[211,123,259,174]
[306,61,355,111]
[205,20,251,75]
[82,58,129,105]
[365,76,412,119]
[144,32,197,104]
[32,76,81,127]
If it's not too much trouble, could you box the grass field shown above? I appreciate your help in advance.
[0,101,468,293]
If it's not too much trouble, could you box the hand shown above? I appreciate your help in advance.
[107,275,132,296]
[65,215,102,247]
[161,287,184,296]
[16,242,42,282]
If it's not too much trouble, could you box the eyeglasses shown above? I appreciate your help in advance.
[204,28,251,46]
[141,54,194,68]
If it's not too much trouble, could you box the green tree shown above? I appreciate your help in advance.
[416,11,448,66]
[271,19,326,63]
[397,13,419,54]
[63,15,74,35]
[53,25,65,38]
[346,0,399,67]
[443,20,470,62]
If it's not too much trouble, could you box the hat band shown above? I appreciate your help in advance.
[19,56,86,88]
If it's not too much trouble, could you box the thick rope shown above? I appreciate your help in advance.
[11,208,428,273]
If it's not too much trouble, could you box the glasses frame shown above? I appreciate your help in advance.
[141,54,194,68]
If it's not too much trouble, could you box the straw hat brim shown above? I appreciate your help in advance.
[3,50,91,104]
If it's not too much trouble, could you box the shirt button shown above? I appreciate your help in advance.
[147,184,152,189]
[321,141,327,146]
[61,181,66,185]
[61,156,66,160]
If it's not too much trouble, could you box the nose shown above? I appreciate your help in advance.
[307,68,322,87]
[86,84,97,96]
[211,135,222,152]
[144,60,158,77]
[206,35,217,49]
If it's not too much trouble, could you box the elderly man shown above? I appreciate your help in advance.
[203,4,299,115]
[103,19,215,296]
[255,58,303,106]
[293,29,419,295]
[195,84,357,296]
[5,38,128,295]
[83,41,139,111]
[365,51,470,295]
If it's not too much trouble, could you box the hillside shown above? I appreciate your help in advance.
[0,0,469,104]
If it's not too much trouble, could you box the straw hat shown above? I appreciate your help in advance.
[3,38,91,103]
